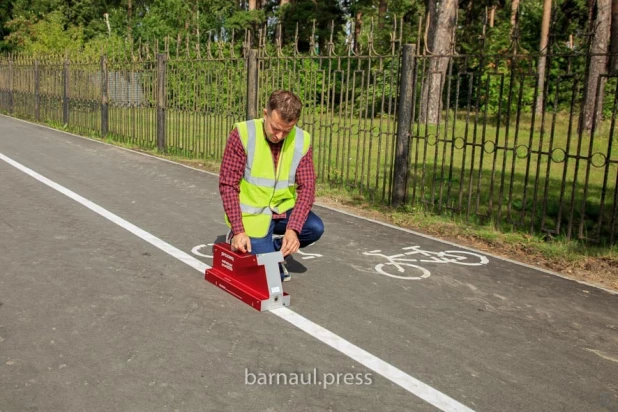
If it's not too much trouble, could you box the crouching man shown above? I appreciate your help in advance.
[218,90,324,281]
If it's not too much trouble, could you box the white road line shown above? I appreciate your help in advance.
[0,153,208,274]
[0,151,475,412]
[271,308,473,411]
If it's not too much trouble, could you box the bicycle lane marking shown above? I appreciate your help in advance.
[363,246,489,280]
[0,152,475,412]
[192,243,214,258]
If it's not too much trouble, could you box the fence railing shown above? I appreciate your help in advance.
[0,41,616,245]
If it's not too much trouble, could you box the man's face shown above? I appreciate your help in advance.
[263,108,296,144]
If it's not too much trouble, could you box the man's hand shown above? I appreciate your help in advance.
[280,229,300,257]
[231,232,251,254]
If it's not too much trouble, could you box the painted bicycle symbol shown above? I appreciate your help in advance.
[192,243,214,258]
[363,245,489,280]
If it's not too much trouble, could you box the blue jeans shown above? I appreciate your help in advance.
[249,209,324,257]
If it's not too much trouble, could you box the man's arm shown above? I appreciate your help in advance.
[219,128,246,236]
[287,146,316,233]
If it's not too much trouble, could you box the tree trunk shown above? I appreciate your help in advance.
[588,0,596,22]
[489,5,496,28]
[535,0,552,116]
[378,0,388,30]
[583,0,611,131]
[510,0,520,57]
[354,11,363,55]
[464,0,474,31]
[127,0,133,46]
[420,0,457,124]
[104,12,111,36]
[248,0,258,47]
[193,0,198,37]
[610,0,618,72]
[280,0,288,34]
[277,0,289,46]
[510,0,520,32]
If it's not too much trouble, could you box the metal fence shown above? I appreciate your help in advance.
[0,28,616,245]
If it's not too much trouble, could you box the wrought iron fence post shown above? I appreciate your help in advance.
[34,60,40,121]
[8,58,13,114]
[246,49,258,120]
[157,53,167,152]
[391,44,416,207]
[63,57,69,125]
[100,56,108,137]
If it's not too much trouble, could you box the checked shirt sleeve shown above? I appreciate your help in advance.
[219,128,246,235]
[286,146,316,234]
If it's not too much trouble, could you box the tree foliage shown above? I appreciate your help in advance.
[0,0,606,120]
[0,0,595,56]
[5,10,84,54]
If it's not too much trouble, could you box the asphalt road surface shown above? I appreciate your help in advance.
[1,115,617,412]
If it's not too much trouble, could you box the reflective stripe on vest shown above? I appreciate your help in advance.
[244,120,257,180]
[288,127,305,185]
[240,204,273,215]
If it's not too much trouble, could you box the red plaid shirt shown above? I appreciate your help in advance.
[219,127,316,236]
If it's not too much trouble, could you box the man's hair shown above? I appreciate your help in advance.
[266,90,302,122]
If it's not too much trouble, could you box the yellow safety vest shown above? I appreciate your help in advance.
[225,118,311,238]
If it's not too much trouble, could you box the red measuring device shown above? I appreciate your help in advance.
[205,242,290,311]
